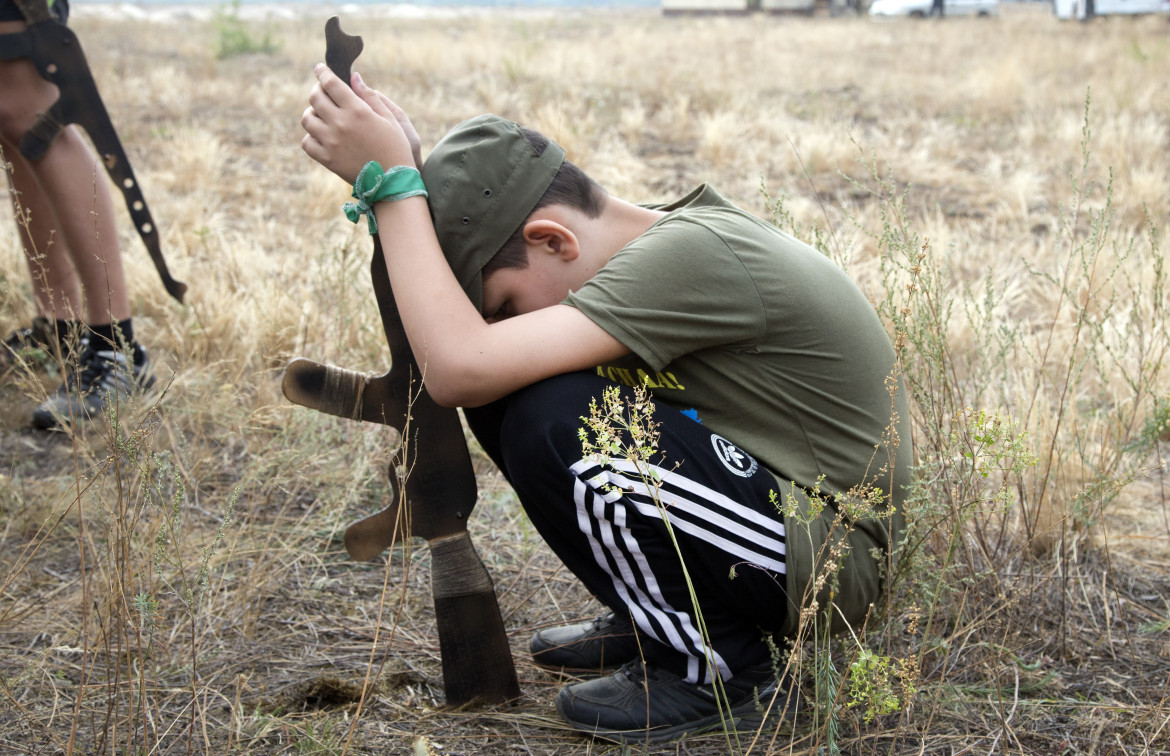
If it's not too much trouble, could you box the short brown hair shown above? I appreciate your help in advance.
[484,128,607,275]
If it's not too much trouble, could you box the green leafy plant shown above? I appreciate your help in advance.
[213,1,281,59]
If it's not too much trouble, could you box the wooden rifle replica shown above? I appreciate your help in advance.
[0,0,186,302]
[280,17,520,707]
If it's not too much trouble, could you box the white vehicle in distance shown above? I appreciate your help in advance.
[869,0,1000,17]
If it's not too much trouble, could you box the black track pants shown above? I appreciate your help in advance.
[465,372,789,684]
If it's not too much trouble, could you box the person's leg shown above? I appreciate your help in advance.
[0,19,82,364]
[39,124,132,330]
[1,31,151,426]
[1,148,84,364]
[466,373,795,740]
[4,150,83,322]
[466,372,790,683]
[0,27,132,331]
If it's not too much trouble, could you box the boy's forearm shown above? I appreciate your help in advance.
[371,200,618,407]
[371,197,496,405]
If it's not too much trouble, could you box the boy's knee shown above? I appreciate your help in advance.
[497,373,609,466]
[501,373,606,432]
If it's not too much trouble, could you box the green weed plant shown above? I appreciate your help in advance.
[213,2,281,60]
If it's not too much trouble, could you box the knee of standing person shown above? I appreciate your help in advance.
[0,59,60,145]
[0,97,29,145]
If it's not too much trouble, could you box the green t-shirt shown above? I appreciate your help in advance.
[564,184,912,636]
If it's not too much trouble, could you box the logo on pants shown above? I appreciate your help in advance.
[710,434,758,478]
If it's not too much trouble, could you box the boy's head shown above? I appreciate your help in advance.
[421,115,605,314]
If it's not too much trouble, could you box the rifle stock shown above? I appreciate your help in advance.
[432,531,522,705]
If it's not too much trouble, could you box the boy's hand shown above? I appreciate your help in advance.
[369,89,423,171]
[301,64,419,182]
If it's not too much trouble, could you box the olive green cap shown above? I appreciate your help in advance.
[421,114,566,314]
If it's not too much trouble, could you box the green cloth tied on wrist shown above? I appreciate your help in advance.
[343,161,428,235]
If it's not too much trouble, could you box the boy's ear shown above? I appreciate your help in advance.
[523,219,579,261]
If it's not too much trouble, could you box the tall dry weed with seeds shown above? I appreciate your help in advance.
[849,93,1168,751]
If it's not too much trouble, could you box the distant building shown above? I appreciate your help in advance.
[662,0,751,13]
[761,0,819,11]
[1053,0,1170,18]
[661,0,819,14]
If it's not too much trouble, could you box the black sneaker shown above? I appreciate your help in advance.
[32,339,154,430]
[531,613,642,673]
[1,317,74,369]
[555,659,795,744]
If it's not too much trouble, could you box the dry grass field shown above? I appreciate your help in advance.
[1,2,1168,753]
